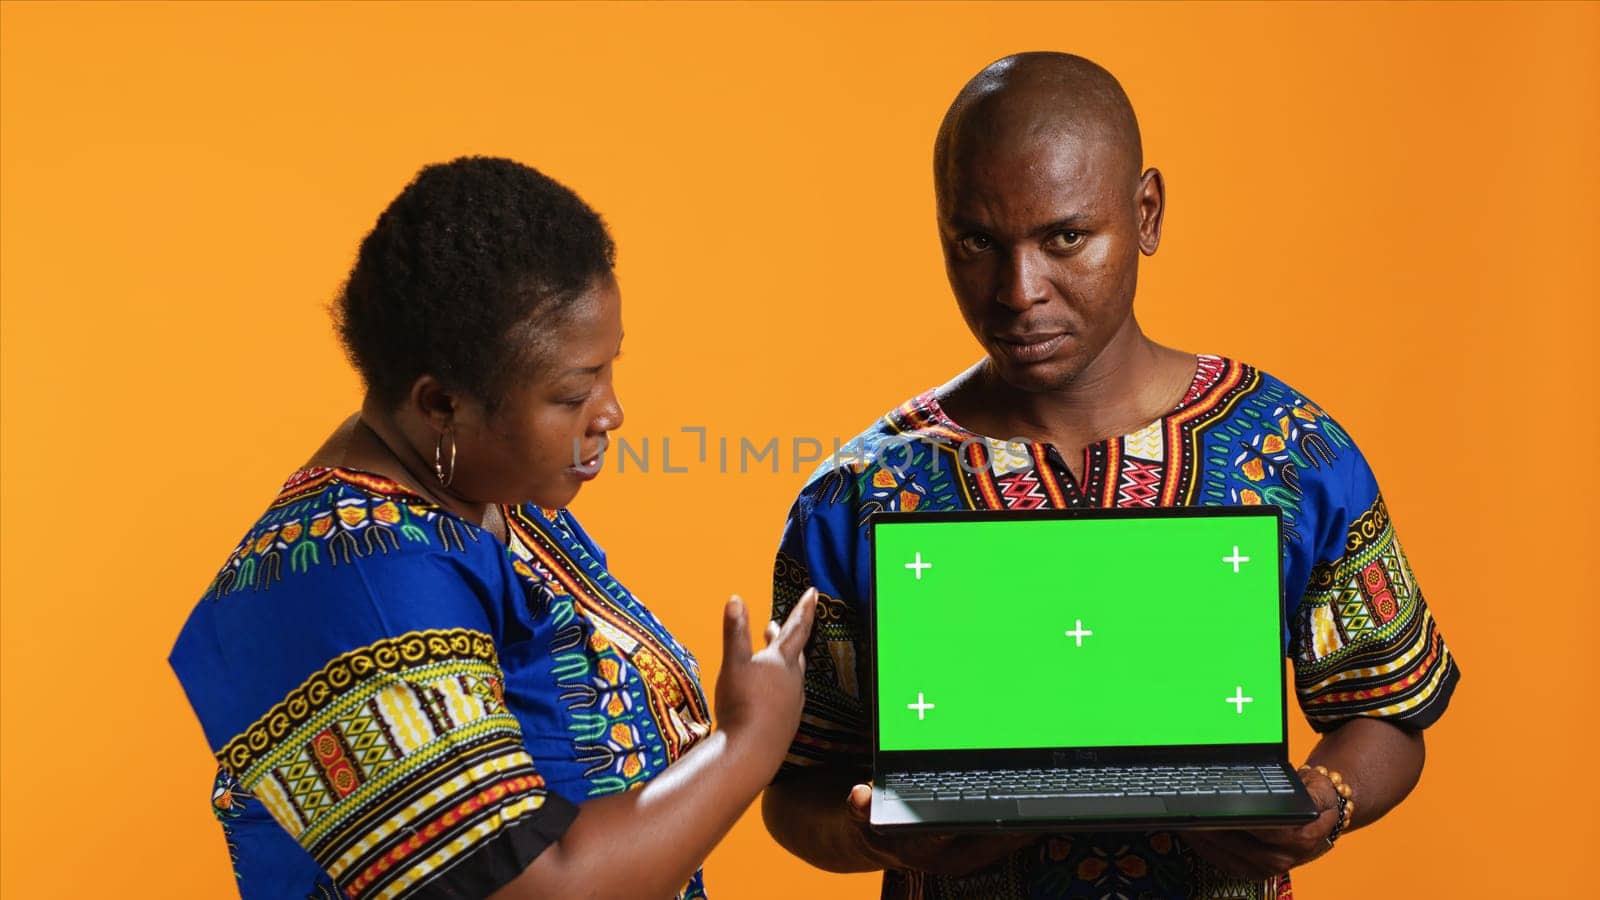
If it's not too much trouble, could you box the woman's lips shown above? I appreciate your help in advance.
[993,333,1069,364]
[569,438,607,481]
[569,454,603,481]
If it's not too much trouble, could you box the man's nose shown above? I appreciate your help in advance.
[996,248,1048,311]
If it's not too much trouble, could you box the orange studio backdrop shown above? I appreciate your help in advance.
[2,2,1595,897]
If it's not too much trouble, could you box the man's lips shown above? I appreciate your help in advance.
[992,332,1070,363]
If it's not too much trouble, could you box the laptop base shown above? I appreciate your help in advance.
[869,762,1320,833]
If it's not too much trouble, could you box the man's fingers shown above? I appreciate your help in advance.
[764,620,780,647]
[722,595,752,663]
[1225,828,1291,853]
[1293,806,1339,842]
[1205,829,1300,877]
[776,588,819,655]
[846,783,873,823]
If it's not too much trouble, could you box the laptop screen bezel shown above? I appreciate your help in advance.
[867,505,1291,772]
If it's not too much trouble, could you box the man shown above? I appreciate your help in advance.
[764,52,1459,899]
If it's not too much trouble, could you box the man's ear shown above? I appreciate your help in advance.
[408,374,457,432]
[1137,167,1165,256]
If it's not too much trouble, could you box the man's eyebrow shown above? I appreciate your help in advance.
[1030,214,1094,236]
[943,212,1095,235]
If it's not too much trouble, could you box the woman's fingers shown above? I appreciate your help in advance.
[776,588,818,657]
[722,595,752,665]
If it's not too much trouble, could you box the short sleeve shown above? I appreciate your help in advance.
[771,470,873,775]
[173,546,577,899]
[1289,449,1461,733]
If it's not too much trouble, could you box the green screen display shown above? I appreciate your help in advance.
[874,514,1284,751]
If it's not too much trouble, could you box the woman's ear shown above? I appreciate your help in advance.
[408,374,457,432]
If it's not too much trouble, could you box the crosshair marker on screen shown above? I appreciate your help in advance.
[1064,619,1093,647]
[1226,686,1254,713]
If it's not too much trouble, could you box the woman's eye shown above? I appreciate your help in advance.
[1048,230,1085,249]
[958,234,993,254]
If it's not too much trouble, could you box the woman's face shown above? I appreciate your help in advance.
[450,273,624,510]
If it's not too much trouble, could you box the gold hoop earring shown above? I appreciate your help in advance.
[434,427,458,488]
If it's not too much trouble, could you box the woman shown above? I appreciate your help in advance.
[170,156,818,900]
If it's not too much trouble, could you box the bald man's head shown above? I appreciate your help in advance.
[931,52,1165,396]
[934,52,1143,210]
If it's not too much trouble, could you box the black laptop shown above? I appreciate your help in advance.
[868,506,1319,832]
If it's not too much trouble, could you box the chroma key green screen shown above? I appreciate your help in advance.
[872,513,1285,752]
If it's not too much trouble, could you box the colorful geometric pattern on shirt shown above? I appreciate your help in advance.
[889,353,1248,512]
[204,468,477,600]
[553,592,658,794]
[774,553,867,767]
[774,356,1460,900]
[1195,378,1353,547]
[505,506,712,800]
[500,508,713,900]
[888,359,1353,550]
[1294,495,1457,729]
[217,628,555,899]
[876,832,1289,900]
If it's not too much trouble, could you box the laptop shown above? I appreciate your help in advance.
[867,506,1320,832]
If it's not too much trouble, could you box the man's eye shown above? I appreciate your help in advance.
[958,234,994,254]
[1048,230,1086,250]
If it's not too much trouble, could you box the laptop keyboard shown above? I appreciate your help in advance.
[882,765,1298,801]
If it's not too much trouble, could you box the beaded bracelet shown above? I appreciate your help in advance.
[1326,792,1350,847]
[1307,765,1353,849]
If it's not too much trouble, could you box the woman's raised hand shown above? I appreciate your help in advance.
[715,588,818,767]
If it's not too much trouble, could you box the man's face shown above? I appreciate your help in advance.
[938,128,1147,393]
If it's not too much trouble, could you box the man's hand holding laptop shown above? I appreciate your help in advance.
[845,783,1034,877]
